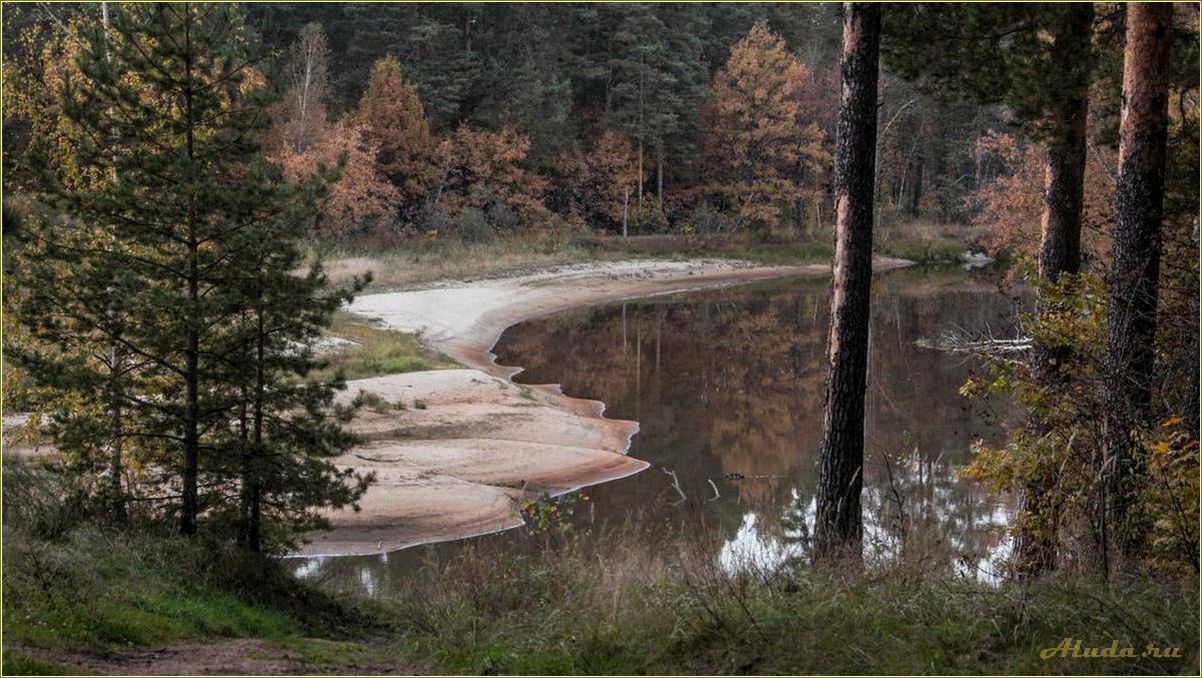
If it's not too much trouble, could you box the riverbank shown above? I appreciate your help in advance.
[304,258,917,556]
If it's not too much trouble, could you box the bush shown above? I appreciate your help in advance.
[2,463,94,540]
[453,207,495,243]
[683,203,733,235]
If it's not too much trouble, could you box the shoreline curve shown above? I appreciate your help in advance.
[292,257,912,558]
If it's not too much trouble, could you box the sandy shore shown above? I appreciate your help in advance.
[0,257,912,556]
[297,257,912,557]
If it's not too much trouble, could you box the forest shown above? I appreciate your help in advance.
[1,2,1199,675]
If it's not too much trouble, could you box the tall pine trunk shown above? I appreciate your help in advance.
[180,22,200,537]
[1095,2,1172,573]
[813,2,880,565]
[101,1,126,523]
[248,303,266,553]
[1014,3,1093,577]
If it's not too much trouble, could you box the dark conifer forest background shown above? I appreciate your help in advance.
[0,3,1198,675]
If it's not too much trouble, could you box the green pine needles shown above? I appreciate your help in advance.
[12,3,371,553]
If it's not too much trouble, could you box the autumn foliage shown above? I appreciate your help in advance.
[271,116,399,239]
[434,125,548,223]
[966,129,1114,264]
[702,21,830,235]
[554,130,641,231]
[357,56,438,213]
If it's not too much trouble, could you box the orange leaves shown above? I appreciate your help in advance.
[271,116,399,239]
[435,125,547,220]
[357,56,438,202]
[555,130,641,228]
[966,126,1114,261]
[701,21,830,233]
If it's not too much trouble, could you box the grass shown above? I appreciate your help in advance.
[1,654,78,676]
[367,528,1200,675]
[4,528,305,653]
[875,217,976,265]
[3,500,1197,675]
[318,232,625,291]
[877,236,967,265]
[314,311,458,381]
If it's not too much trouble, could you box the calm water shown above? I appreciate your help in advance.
[294,267,1023,591]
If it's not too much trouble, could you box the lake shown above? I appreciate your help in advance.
[293,267,1023,592]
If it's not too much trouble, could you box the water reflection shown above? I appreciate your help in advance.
[292,267,1023,590]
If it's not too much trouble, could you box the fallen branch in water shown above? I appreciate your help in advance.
[916,327,1031,355]
[663,467,687,506]
[707,478,721,502]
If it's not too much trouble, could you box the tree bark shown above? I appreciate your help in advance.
[1095,1,1172,572]
[101,1,126,523]
[1015,2,1093,578]
[181,17,199,537]
[657,146,664,213]
[813,2,880,566]
[907,148,924,216]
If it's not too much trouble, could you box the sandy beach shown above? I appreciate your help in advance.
[296,257,912,557]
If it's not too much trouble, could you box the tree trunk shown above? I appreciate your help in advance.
[1095,1,1172,573]
[657,146,664,213]
[907,148,924,216]
[637,55,645,221]
[101,1,126,523]
[180,39,199,537]
[622,186,631,238]
[1015,3,1093,577]
[813,2,880,566]
[248,304,266,553]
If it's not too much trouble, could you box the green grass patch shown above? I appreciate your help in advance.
[1,653,80,676]
[2,529,302,652]
[316,311,458,381]
[877,235,966,265]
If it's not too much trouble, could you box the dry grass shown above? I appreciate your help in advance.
[317,234,628,291]
[314,232,836,292]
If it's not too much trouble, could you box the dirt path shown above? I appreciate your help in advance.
[8,638,414,676]
[298,257,912,557]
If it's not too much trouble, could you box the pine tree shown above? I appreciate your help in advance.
[606,4,707,217]
[813,2,881,566]
[17,3,369,543]
[1096,2,1174,574]
[219,180,371,552]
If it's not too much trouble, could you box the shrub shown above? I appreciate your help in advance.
[454,207,494,243]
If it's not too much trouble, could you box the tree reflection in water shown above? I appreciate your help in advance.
[292,267,1028,590]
